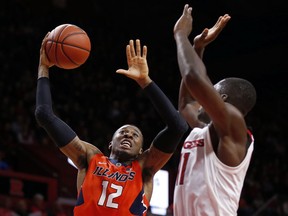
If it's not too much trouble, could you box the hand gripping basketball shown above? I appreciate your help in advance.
[45,24,91,69]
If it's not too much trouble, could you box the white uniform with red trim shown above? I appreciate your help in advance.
[173,126,254,216]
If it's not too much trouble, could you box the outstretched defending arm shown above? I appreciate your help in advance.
[174,4,229,129]
[116,39,188,173]
[178,13,231,128]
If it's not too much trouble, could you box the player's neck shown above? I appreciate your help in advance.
[109,158,132,167]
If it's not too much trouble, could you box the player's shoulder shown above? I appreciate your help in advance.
[82,141,102,154]
[83,142,103,163]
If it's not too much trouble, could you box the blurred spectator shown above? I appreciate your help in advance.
[17,124,36,146]
[11,116,36,146]
[28,194,47,216]
[46,201,67,216]
[13,199,29,216]
[0,197,18,216]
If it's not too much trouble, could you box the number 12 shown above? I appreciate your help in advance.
[98,181,123,208]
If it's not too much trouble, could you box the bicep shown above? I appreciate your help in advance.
[60,136,101,169]
[139,146,172,176]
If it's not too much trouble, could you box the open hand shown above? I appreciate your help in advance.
[193,14,231,50]
[173,4,193,38]
[116,39,151,87]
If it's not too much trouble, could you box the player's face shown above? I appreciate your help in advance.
[109,125,143,161]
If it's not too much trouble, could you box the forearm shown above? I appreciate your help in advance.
[35,77,77,147]
[178,79,195,111]
[38,65,49,79]
[143,82,188,153]
[175,33,206,79]
[144,82,181,128]
[179,80,204,122]
[193,45,205,59]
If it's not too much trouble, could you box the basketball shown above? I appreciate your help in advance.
[45,24,91,69]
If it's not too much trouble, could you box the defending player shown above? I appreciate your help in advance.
[173,4,257,215]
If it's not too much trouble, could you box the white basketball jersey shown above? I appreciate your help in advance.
[173,126,254,216]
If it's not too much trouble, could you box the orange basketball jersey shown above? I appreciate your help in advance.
[74,154,149,216]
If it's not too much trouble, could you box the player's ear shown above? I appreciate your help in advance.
[221,94,228,101]
[139,148,143,155]
[108,142,112,150]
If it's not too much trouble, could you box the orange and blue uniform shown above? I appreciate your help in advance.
[74,154,149,216]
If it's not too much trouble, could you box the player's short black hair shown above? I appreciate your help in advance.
[216,77,257,115]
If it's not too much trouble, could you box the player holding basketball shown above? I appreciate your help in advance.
[35,34,187,215]
[173,4,257,216]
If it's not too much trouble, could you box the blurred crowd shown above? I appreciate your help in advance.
[1,0,288,215]
[0,193,67,216]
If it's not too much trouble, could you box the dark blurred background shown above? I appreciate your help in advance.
[0,0,288,215]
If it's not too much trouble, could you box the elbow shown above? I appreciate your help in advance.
[35,105,55,127]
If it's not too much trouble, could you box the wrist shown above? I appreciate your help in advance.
[174,31,188,40]
[193,45,205,59]
[137,77,152,89]
[38,65,49,79]
[193,44,205,51]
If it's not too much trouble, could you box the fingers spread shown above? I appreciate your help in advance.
[201,28,209,38]
[129,40,136,57]
[126,45,131,59]
[136,39,141,56]
[127,39,146,59]
[142,45,147,58]
[116,69,128,75]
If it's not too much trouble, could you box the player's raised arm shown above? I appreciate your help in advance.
[35,33,101,170]
[117,39,188,175]
[178,12,231,128]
